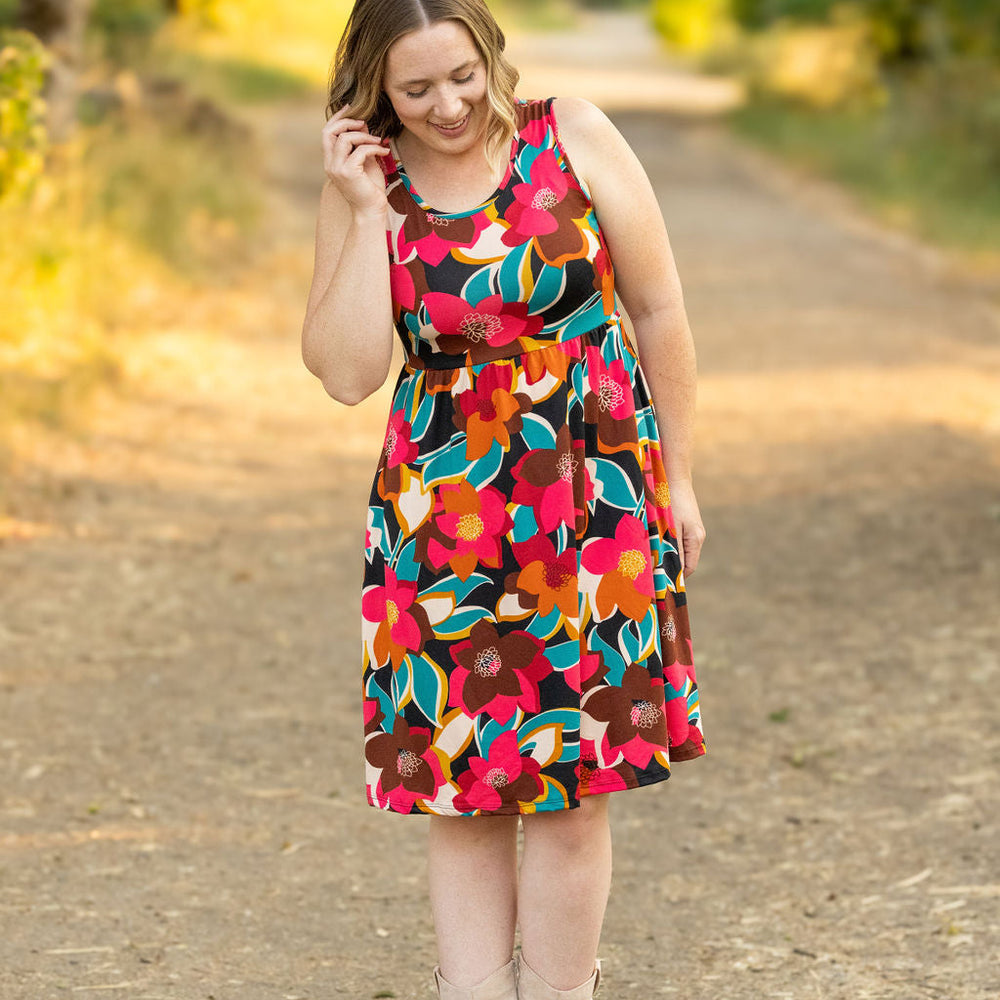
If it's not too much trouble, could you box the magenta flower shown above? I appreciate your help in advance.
[502,148,570,245]
[453,730,543,813]
[390,262,416,312]
[361,568,433,669]
[511,425,585,534]
[584,347,635,421]
[575,738,638,795]
[383,410,419,468]
[422,292,543,356]
[395,208,492,268]
[581,515,654,621]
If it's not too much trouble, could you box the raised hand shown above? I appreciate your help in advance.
[322,104,393,217]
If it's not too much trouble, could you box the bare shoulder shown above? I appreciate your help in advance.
[550,96,617,150]
[550,97,638,192]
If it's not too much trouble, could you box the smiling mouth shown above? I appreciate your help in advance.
[431,114,469,131]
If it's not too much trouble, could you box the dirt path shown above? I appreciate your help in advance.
[2,12,998,1000]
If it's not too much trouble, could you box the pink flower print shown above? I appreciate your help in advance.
[517,112,549,150]
[502,148,570,245]
[453,730,543,813]
[417,481,513,582]
[581,514,654,621]
[421,292,543,357]
[361,568,433,669]
[397,207,492,268]
[449,620,554,724]
[575,738,638,795]
[664,687,702,759]
[390,262,416,312]
[585,347,635,421]
[383,410,419,469]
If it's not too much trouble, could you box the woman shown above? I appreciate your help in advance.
[302,1,707,997]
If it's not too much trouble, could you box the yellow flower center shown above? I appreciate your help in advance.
[654,482,671,507]
[617,548,646,580]
[385,600,399,625]
[456,512,485,541]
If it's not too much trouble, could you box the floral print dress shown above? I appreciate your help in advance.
[361,97,705,816]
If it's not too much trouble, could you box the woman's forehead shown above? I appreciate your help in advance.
[384,20,480,84]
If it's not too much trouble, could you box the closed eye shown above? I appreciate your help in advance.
[405,72,476,99]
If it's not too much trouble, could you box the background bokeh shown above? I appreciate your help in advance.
[1,3,998,999]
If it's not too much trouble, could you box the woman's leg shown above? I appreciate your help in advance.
[517,794,612,990]
[428,814,520,987]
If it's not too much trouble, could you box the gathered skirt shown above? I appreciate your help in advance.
[361,319,705,816]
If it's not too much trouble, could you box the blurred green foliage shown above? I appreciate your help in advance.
[731,0,1000,61]
[0,28,49,203]
[90,0,170,65]
[652,0,1000,254]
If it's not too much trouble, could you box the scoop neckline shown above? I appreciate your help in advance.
[389,125,521,220]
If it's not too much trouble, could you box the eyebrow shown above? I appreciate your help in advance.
[398,60,477,88]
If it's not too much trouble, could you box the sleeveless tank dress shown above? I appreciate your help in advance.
[361,97,705,816]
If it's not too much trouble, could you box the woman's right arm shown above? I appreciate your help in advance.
[301,109,396,405]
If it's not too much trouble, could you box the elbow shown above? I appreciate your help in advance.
[323,377,372,406]
[307,356,385,405]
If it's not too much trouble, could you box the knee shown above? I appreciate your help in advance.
[522,795,610,857]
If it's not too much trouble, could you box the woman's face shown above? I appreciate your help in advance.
[383,20,489,155]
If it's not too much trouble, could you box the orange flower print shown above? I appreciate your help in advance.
[642,443,677,540]
[361,568,434,669]
[581,514,654,621]
[522,340,574,385]
[453,363,533,461]
[504,535,578,619]
[415,481,513,582]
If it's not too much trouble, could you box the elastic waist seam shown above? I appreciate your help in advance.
[402,318,619,373]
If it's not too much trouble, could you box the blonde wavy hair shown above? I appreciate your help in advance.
[326,0,520,165]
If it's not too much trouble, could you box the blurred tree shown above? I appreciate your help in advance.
[0,27,48,199]
[16,0,92,140]
[89,0,168,66]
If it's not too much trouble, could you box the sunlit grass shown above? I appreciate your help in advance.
[727,88,1000,264]
[0,0,584,467]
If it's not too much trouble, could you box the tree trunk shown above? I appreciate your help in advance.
[17,0,94,143]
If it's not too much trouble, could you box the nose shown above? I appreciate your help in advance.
[432,85,465,123]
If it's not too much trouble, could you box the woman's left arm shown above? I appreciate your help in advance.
[554,97,706,575]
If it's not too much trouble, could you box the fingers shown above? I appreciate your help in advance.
[680,523,706,577]
[323,107,391,192]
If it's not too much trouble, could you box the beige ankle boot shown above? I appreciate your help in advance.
[516,953,601,999]
[434,959,518,1000]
